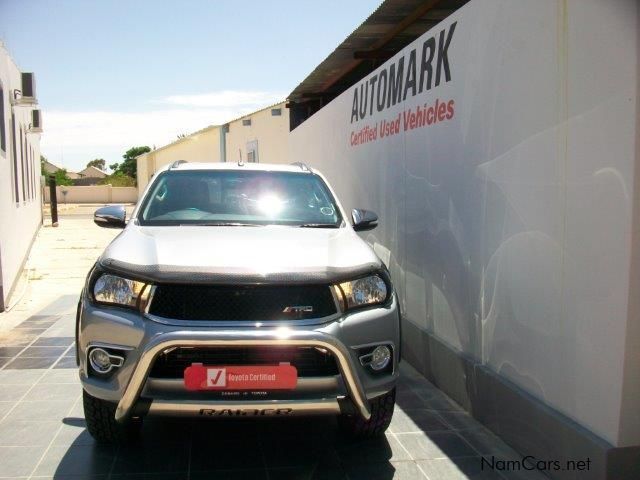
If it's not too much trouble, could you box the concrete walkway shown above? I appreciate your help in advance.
[0,211,546,479]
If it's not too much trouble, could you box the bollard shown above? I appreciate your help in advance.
[48,175,59,227]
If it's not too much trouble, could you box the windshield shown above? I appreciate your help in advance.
[138,170,342,227]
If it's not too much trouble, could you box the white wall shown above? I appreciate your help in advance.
[289,0,639,447]
[0,44,42,310]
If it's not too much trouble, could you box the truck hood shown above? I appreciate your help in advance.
[99,224,382,284]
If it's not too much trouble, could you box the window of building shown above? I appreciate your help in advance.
[242,119,251,126]
[11,113,19,202]
[0,82,6,154]
[246,140,258,163]
[26,137,32,200]
[30,146,36,197]
[20,126,26,201]
[271,108,282,116]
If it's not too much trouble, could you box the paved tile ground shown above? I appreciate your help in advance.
[0,210,547,479]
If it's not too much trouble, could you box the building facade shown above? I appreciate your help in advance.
[0,43,43,311]
[288,0,639,478]
[136,102,289,194]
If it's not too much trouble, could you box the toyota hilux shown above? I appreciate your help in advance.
[77,161,399,442]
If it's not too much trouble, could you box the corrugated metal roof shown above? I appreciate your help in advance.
[287,0,468,129]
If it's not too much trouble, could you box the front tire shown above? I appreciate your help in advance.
[339,388,395,439]
[83,390,141,443]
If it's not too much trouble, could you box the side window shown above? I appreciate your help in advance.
[0,82,5,154]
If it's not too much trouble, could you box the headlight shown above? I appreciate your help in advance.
[336,274,389,310]
[93,274,147,308]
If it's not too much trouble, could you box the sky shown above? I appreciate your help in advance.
[0,0,381,172]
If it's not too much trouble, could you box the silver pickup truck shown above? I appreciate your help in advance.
[77,161,399,442]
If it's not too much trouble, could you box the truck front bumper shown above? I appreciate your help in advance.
[78,295,400,423]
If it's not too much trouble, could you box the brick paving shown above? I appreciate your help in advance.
[0,212,547,479]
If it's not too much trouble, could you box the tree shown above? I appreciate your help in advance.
[110,146,150,179]
[40,155,73,186]
[99,171,136,187]
[48,169,73,186]
[86,158,106,170]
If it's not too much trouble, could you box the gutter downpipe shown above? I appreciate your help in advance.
[219,124,229,162]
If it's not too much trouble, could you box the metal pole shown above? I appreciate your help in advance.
[48,175,58,227]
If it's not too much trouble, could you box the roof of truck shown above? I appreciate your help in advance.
[161,161,313,173]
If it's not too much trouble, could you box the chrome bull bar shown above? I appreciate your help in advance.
[114,330,372,422]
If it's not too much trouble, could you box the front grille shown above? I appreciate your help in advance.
[149,346,340,378]
[148,284,336,321]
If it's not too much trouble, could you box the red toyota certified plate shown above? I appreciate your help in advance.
[184,363,298,391]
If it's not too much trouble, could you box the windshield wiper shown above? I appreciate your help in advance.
[297,223,339,228]
[182,222,263,227]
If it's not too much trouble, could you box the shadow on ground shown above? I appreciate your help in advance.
[52,415,397,479]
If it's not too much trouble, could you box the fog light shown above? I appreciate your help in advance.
[370,345,391,371]
[89,348,112,373]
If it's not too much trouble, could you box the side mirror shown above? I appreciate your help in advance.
[351,208,378,231]
[94,205,126,229]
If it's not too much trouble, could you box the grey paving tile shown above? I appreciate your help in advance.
[52,418,95,446]
[137,417,193,445]
[112,442,190,475]
[418,457,505,479]
[395,389,429,409]
[0,419,61,446]
[54,356,78,369]
[40,315,76,338]
[111,474,189,480]
[260,434,341,469]
[18,346,67,358]
[437,410,486,431]
[0,445,48,476]
[455,428,520,457]
[0,369,47,384]
[191,436,264,471]
[4,357,58,369]
[33,337,75,347]
[0,383,31,401]
[23,382,81,401]
[22,314,61,323]
[0,347,27,357]
[395,432,477,460]
[0,400,17,417]
[0,357,12,368]
[191,471,266,480]
[4,399,73,422]
[414,390,465,412]
[342,460,427,480]
[10,329,47,340]
[498,466,550,480]
[30,475,107,480]
[335,434,411,465]
[267,465,348,480]
[37,368,80,384]
[32,444,116,476]
[389,408,450,434]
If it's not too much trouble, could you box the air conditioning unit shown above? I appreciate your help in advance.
[13,73,37,105]
[30,109,43,133]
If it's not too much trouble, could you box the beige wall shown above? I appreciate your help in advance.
[43,186,137,204]
[135,103,290,198]
[226,103,289,165]
[137,126,221,193]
